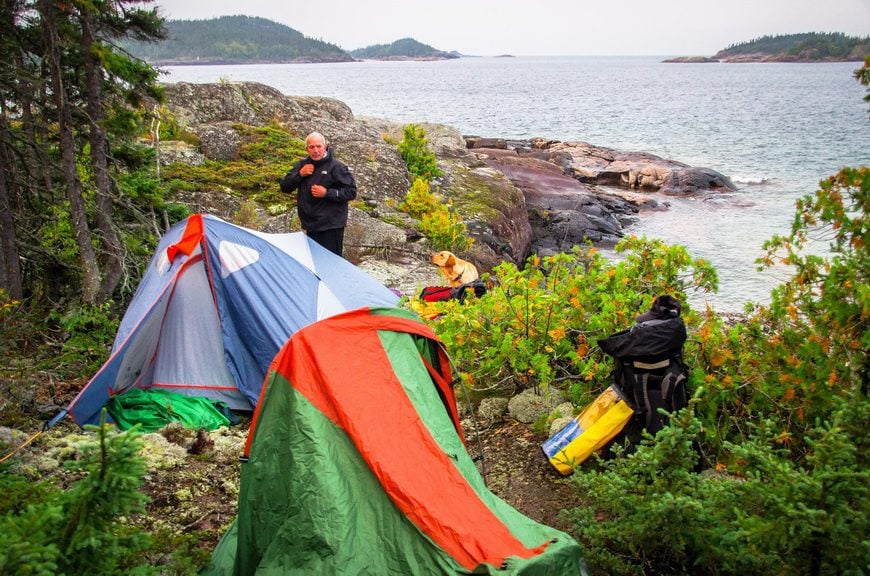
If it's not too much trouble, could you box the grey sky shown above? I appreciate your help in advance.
[152,0,870,56]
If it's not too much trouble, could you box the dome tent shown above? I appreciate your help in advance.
[203,307,584,575]
[66,214,399,427]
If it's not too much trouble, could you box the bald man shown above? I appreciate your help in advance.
[281,132,357,256]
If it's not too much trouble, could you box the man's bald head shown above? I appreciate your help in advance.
[306,132,328,161]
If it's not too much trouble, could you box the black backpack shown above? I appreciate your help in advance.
[419,280,487,304]
[597,317,689,453]
[450,279,487,303]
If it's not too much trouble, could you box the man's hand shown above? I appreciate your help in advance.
[310,184,327,198]
[299,163,314,177]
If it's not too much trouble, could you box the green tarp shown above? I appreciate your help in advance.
[106,388,231,432]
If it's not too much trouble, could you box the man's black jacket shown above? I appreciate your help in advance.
[280,147,357,232]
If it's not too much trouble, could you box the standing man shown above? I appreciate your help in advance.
[281,132,357,256]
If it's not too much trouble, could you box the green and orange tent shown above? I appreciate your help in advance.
[203,307,584,575]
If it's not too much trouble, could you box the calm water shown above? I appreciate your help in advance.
[163,57,870,311]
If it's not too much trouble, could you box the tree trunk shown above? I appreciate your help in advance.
[0,114,23,300]
[40,0,100,304]
[17,58,56,197]
[80,8,123,302]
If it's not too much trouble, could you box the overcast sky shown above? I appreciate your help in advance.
[151,0,870,57]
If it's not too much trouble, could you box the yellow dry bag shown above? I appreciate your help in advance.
[541,385,634,475]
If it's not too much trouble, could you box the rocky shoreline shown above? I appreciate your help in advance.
[158,81,738,293]
[150,56,457,66]
[461,136,737,256]
[147,55,355,66]
[664,54,865,63]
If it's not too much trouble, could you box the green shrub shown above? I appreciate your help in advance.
[1,415,212,575]
[425,238,716,397]
[0,415,155,575]
[232,199,267,230]
[397,123,441,182]
[561,162,868,576]
[420,206,473,252]
[399,178,473,253]
[420,170,868,572]
[567,407,869,575]
[47,303,119,376]
[693,165,868,459]
[399,178,442,218]
[0,502,62,576]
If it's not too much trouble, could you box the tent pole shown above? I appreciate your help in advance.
[451,358,489,486]
[44,408,69,430]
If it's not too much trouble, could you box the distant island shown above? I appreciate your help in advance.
[124,16,456,65]
[350,38,458,61]
[123,16,352,64]
[125,19,869,66]
[664,32,869,63]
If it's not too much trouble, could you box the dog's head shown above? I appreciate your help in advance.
[431,251,456,268]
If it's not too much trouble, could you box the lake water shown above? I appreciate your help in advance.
[162,57,870,312]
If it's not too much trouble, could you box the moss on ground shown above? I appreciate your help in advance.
[162,123,306,212]
[441,163,524,223]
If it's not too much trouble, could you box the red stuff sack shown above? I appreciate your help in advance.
[419,286,454,302]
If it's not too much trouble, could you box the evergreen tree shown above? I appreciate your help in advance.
[397,124,442,182]
[0,414,155,575]
[0,0,165,304]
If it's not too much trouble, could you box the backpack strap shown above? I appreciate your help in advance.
[633,358,670,370]
[622,357,686,420]
[660,368,686,402]
[615,360,644,414]
[639,372,654,429]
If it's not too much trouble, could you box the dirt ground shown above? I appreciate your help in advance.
[133,417,583,552]
[2,375,584,561]
[471,420,582,533]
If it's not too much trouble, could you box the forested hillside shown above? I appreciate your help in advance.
[350,37,458,60]
[714,32,869,61]
[124,15,353,64]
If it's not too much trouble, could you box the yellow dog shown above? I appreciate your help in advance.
[431,251,479,288]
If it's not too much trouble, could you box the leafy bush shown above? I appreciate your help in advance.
[425,238,716,398]
[395,126,472,252]
[399,178,473,252]
[420,206,473,252]
[559,146,868,576]
[419,164,867,573]
[399,177,442,218]
[692,165,868,460]
[48,303,119,375]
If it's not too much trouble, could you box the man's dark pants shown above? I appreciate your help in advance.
[308,228,345,257]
